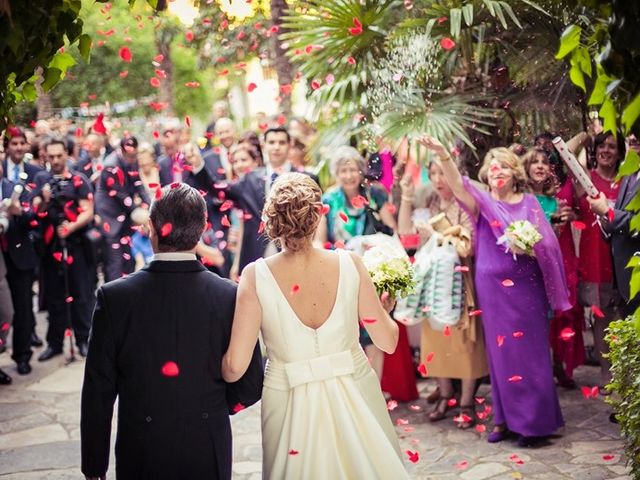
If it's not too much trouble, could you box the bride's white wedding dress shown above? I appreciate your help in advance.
[255,249,409,479]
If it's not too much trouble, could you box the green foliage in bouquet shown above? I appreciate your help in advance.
[606,318,640,479]
[363,248,417,299]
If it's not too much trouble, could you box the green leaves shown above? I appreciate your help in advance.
[599,98,618,135]
[617,150,640,181]
[78,34,92,62]
[622,92,640,134]
[555,25,581,59]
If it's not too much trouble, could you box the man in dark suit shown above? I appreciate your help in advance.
[1,128,42,375]
[32,137,95,361]
[81,183,263,480]
[220,127,319,273]
[588,134,640,317]
[94,137,150,282]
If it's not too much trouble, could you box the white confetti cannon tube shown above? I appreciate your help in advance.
[2,184,23,208]
[552,136,599,198]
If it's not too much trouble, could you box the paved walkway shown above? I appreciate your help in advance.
[0,316,631,479]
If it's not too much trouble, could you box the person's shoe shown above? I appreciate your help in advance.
[78,342,89,358]
[16,361,32,375]
[0,368,11,385]
[487,425,509,443]
[30,332,43,348]
[38,346,63,362]
[428,397,453,422]
[426,386,441,404]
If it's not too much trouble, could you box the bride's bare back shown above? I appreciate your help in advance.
[265,249,340,330]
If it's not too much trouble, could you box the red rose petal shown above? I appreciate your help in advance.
[475,424,486,433]
[334,240,345,249]
[185,30,194,42]
[338,211,348,223]
[386,400,398,411]
[65,296,74,303]
[405,450,419,463]
[501,279,514,287]
[592,305,605,318]
[160,223,172,237]
[291,284,300,295]
[508,375,523,382]
[119,46,132,62]
[258,221,265,234]
[64,328,72,337]
[443,325,451,337]
[321,204,331,215]
[447,398,458,407]
[440,37,456,50]
[559,327,576,341]
[425,351,435,362]
[607,208,614,222]
[150,77,161,88]
[221,215,231,228]
[161,361,180,377]
[288,449,299,455]
[454,265,470,272]
[456,460,468,470]
[247,82,257,92]
[361,317,376,324]
[469,309,482,317]
[512,331,524,338]
[417,363,427,377]
[232,403,246,413]
[602,454,614,461]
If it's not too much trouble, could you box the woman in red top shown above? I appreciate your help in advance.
[576,132,625,390]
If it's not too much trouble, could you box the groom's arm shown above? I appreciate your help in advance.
[81,288,118,478]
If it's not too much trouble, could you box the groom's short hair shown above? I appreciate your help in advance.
[150,183,207,252]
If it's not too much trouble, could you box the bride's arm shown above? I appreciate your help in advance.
[222,264,262,383]
[349,252,399,354]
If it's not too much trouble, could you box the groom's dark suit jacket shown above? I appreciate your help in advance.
[80,259,263,480]
[603,172,640,302]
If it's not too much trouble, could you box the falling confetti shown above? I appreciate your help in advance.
[417,363,428,377]
[501,279,514,287]
[232,403,246,413]
[591,305,605,318]
[508,375,523,382]
[119,46,132,62]
[440,37,456,50]
[288,449,299,456]
[161,361,180,377]
[559,327,576,341]
[405,450,419,463]
[160,223,172,237]
[291,284,300,295]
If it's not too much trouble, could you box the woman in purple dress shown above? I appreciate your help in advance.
[418,136,570,446]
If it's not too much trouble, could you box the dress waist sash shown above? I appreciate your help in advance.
[264,347,369,391]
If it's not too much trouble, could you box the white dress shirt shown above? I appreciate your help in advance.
[151,252,197,262]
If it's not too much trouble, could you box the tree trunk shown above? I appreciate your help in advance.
[270,0,294,117]
[156,33,174,116]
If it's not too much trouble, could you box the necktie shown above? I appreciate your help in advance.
[270,172,278,187]
[12,164,19,183]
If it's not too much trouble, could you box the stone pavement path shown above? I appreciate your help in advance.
[0,316,631,479]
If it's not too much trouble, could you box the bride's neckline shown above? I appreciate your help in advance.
[261,252,343,332]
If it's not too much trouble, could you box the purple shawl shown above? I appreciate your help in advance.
[461,177,571,312]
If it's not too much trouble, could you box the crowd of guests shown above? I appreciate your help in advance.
[0,106,638,447]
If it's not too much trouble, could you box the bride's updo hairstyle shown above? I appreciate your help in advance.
[263,172,323,252]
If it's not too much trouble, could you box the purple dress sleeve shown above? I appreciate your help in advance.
[460,177,571,312]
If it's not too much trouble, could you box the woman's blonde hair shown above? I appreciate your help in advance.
[521,147,558,196]
[330,145,367,178]
[478,147,527,193]
[263,172,323,252]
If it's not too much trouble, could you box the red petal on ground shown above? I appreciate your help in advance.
[119,46,132,62]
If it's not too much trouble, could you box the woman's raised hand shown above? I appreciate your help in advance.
[416,135,448,158]
[399,174,414,197]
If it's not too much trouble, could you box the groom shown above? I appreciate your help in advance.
[80,183,263,480]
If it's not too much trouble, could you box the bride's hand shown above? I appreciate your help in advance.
[380,292,396,313]
[416,135,449,158]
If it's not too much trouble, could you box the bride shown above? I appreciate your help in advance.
[222,173,409,479]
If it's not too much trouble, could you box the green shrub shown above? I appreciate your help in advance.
[606,318,640,479]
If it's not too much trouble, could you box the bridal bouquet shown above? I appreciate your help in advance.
[362,245,416,299]
[497,220,542,258]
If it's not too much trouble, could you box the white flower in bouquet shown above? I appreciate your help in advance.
[497,220,542,259]
[362,245,416,298]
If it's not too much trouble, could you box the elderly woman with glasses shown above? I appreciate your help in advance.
[315,146,396,247]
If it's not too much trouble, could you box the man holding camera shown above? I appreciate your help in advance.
[32,137,95,360]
